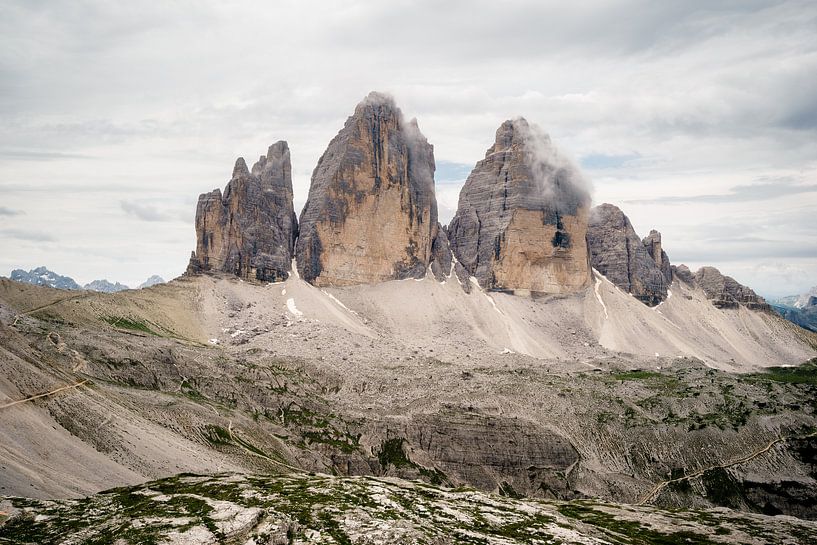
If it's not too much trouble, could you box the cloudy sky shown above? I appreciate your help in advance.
[1,0,815,297]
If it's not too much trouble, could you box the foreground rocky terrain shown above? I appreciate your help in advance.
[1,272,815,523]
[3,472,817,544]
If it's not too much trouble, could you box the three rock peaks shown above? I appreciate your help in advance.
[187,92,768,311]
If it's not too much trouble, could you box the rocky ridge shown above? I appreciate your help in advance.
[137,275,165,289]
[295,92,442,286]
[83,279,129,293]
[689,266,771,311]
[187,141,298,282]
[448,118,592,294]
[9,267,81,291]
[586,203,672,306]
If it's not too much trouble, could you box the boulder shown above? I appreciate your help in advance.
[295,92,440,286]
[187,142,298,282]
[447,119,592,294]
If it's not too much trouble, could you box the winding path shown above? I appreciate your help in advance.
[10,293,90,326]
[0,380,89,410]
[637,429,817,505]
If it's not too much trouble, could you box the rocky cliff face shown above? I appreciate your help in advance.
[642,230,672,282]
[447,119,591,294]
[694,266,771,311]
[295,92,440,286]
[586,204,671,306]
[187,142,298,282]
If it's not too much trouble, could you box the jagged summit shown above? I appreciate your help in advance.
[9,266,81,291]
[138,275,165,289]
[295,92,442,286]
[447,118,592,294]
[187,140,298,282]
[84,279,129,293]
[691,265,771,311]
[587,203,672,306]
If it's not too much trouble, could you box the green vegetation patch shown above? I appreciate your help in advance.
[747,359,817,386]
[102,316,159,336]
[378,438,448,485]
[557,503,721,545]
[612,370,664,381]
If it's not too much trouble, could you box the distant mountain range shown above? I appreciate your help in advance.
[7,266,165,292]
[138,274,165,289]
[771,286,817,332]
[10,266,82,290]
[83,279,129,293]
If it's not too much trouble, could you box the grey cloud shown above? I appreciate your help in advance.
[627,179,817,204]
[0,206,22,216]
[0,149,93,160]
[120,201,177,222]
[580,153,641,170]
[0,228,56,242]
[671,244,817,262]
[323,1,777,60]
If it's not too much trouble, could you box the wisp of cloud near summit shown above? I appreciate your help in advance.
[0,0,815,295]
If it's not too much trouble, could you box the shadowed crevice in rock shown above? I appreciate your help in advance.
[448,118,592,294]
[187,141,298,282]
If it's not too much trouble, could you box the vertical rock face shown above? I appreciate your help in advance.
[187,142,298,282]
[642,230,672,282]
[587,204,672,306]
[693,266,771,311]
[447,119,592,294]
[295,92,439,286]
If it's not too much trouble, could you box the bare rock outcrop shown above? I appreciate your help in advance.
[187,142,298,282]
[587,204,672,306]
[694,266,771,311]
[295,92,441,286]
[642,229,672,281]
[671,264,695,286]
[447,119,592,294]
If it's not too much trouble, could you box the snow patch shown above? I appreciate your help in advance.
[286,298,303,317]
[321,290,359,316]
[208,338,219,345]
[593,276,609,319]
